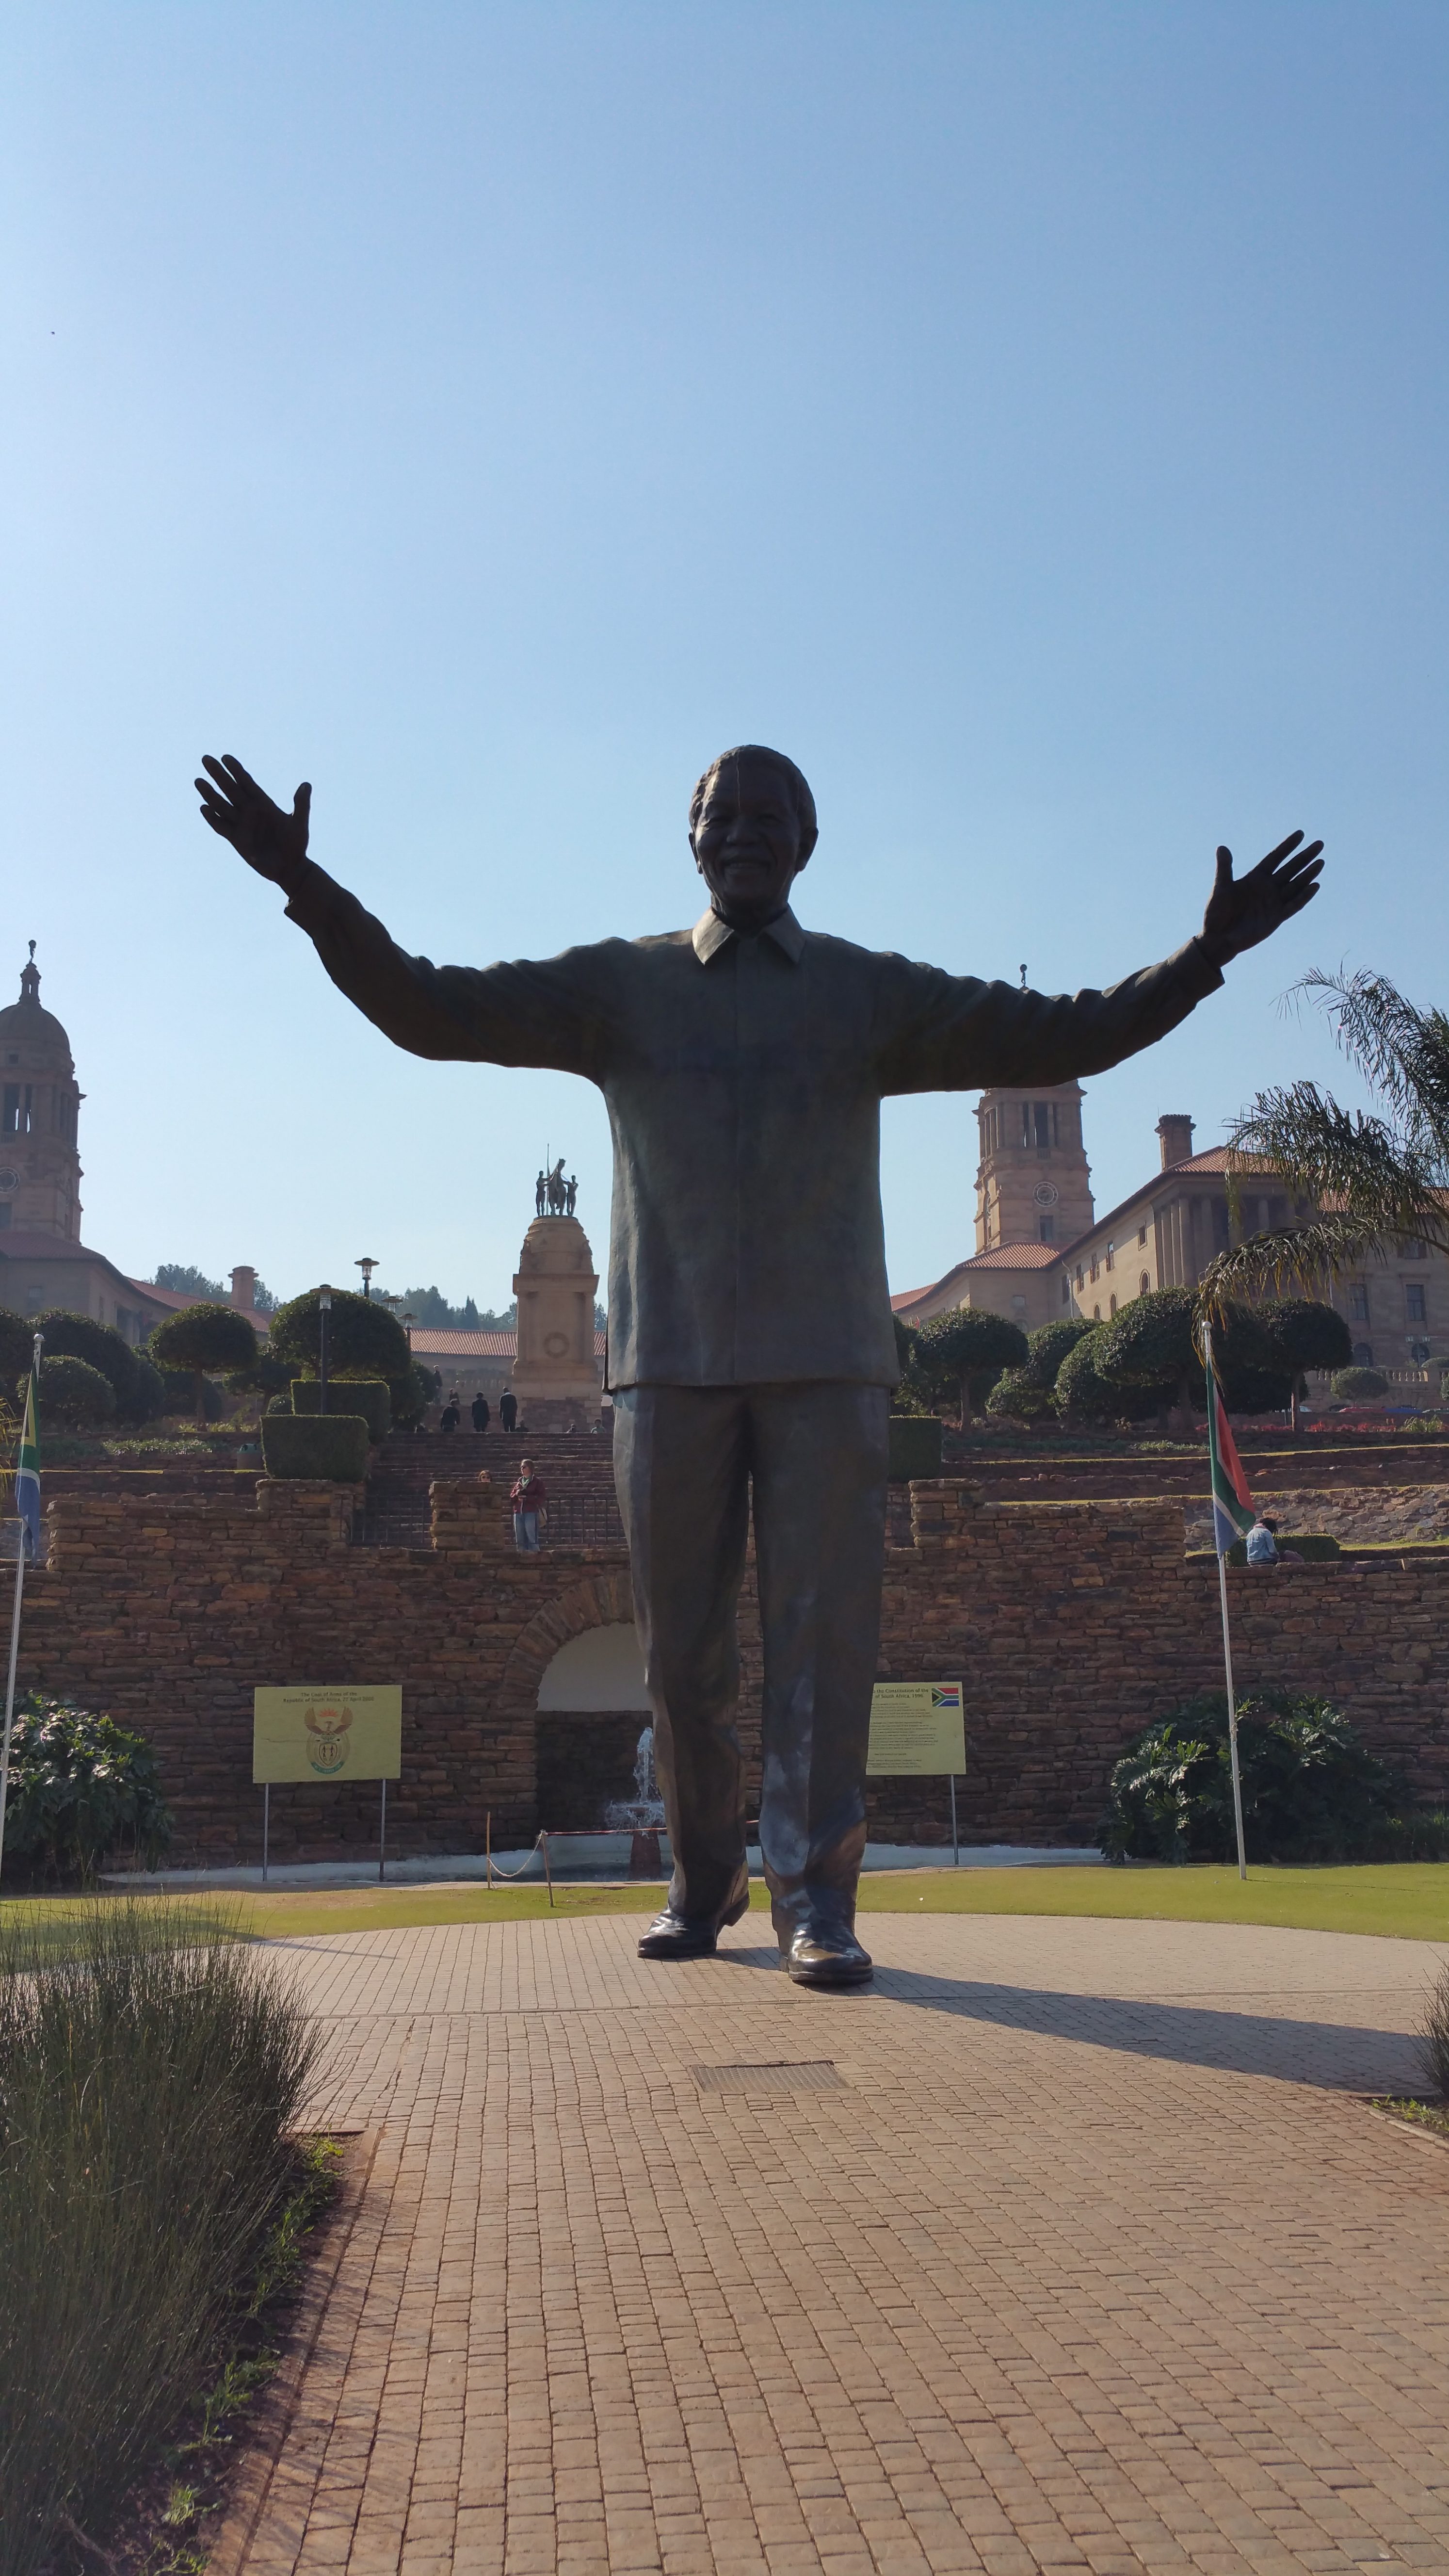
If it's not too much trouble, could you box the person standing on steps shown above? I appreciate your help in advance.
[471,1393,490,1434]
[196,742,1324,1989]
[510,1458,547,1552]
[498,1385,517,1434]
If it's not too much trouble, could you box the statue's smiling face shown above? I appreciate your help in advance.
[691,757,809,930]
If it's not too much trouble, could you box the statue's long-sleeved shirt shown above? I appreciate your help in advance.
[282,861,1222,1390]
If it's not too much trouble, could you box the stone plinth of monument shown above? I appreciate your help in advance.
[510,1211,602,1430]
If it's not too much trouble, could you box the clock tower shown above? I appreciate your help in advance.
[974,1082,1095,1252]
[0,947,83,1243]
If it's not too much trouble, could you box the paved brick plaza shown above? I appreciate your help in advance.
[220,1912,1449,2576]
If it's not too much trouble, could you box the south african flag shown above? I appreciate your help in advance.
[1204,1330,1254,1555]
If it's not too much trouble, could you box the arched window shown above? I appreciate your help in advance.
[1109,1294,1117,1316]
[1139,1271,1150,1296]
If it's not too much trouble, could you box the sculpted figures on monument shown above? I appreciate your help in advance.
[196,743,1323,1987]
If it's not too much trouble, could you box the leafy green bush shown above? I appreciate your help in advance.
[269,1285,409,1380]
[916,1308,1028,1422]
[1053,1327,1159,1425]
[0,1308,34,1393]
[1024,1317,1095,1386]
[1098,1688,1447,1864]
[24,1356,114,1430]
[260,1414,370,1480]
[150,1304,259,1429]
[1333,1365,1389,1399]
[0,1697,173,1881]
[290,1376,392,1441]
[888,1314,934,1416]
[0,1900,318,2576]
[30,1312,164,1424]
[984,1367,1055,1422]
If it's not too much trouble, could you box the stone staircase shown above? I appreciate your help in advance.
[360,1427,624,1550]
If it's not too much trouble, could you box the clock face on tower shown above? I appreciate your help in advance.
[1033,1181,1059,1210]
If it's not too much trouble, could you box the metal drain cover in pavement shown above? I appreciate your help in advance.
[692,2060,842,2091]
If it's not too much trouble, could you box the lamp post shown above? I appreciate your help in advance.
[355,1257,378,1299]
[318,1286,332,1415]
[402,1311,415,1353]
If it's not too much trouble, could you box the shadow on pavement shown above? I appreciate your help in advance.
[853,1966,1422,2090]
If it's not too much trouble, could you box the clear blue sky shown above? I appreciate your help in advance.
[4,2,1445,1311]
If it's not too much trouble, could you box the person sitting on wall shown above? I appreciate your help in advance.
[511,1458,547,1552]
[471,1393,490,1433]
[1245,1513,1279,1564]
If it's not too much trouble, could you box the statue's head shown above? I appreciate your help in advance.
[689,745,817,931]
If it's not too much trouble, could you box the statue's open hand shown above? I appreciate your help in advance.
[1198,831,1324,968]
[195,755,312,889]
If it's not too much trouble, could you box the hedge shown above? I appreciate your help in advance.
[259,1415,369,1482]
[290,1377,391,1442]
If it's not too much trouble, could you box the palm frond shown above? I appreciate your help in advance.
[1198,1216,1422,1315]
[1294,968,1449,1165]
[1227,1083,1449,1246]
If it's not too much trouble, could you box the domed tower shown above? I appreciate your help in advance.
[0,947,83,1241]
[974,1081,1094,1251]
[510,1181,602,1430]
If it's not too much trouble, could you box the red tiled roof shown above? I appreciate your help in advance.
[956,1242,1063,1269]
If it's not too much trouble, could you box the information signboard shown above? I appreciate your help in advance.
[866,1680,965,1777]
[252,1685,402,1785]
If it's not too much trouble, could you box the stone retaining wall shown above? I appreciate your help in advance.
[15,1476,1449,1862]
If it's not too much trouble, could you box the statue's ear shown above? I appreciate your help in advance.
[793,825,818,872]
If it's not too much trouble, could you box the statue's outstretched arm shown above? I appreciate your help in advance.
[196,754,599,1073]
[876,831,1324,1096]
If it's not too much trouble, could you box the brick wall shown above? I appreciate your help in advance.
[15,1474,1449,1862]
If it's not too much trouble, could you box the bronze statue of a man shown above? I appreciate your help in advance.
[197,744,1322,1986]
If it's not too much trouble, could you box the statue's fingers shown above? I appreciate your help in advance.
[200,754,236,792]
[1261,829,1306,866]
[293,781,312,822]
[1212,844,1234,889]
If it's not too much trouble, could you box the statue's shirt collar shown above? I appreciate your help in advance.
[692,905,806,967]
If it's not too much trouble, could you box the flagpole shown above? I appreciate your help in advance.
[0,1349,42,1896]
[0,1535,25,1894]
[1203,1323,1248,1881]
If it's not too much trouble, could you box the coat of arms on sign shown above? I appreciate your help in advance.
[304,1703,354,1774]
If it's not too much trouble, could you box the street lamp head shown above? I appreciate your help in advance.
[318,1285,333,1312]
[355,1257,378,1298]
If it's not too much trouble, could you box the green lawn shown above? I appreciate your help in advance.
[6,1863,1448,1943]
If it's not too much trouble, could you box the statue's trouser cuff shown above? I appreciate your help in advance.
[612,1381,889,1938]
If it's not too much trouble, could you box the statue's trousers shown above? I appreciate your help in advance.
[612,1383,890,1940]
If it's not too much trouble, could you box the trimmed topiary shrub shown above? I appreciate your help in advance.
[984,1368,1055,1422]
[260,1414,370,1481]
[150,1304,259,1430]
[0,1696,174,1881]
[156,1368,225,1421]
[1098,1688,1449,1864]
[0,1304,36,1393]
[269,1286,409,1381]
[290,1377,392,1442]
[1053,1328,1159,1426]
[31,1311,164,1424]
[1332,1365,1389,1400]
[887,1415,943,1479]
[916,1308,1028,1424]
[24,1355,115,1430]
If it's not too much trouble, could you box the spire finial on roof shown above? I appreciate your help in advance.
[18,943,40,1004]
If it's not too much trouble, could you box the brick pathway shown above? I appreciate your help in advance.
[223,1912,1449,2575]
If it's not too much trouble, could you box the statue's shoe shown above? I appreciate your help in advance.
[783,1925,874,1988]
[637,1875,749,1961]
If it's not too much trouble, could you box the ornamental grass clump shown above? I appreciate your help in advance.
[1417,1960,1449,2102]
[1099,1688,1449,1866]
[0,1900,320,2576]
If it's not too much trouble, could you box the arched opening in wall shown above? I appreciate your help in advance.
[535,1622,653,1831]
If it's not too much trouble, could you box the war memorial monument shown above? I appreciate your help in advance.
[196,745,1323,1985]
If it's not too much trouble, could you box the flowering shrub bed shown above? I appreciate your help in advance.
[1,1697,173,1882]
